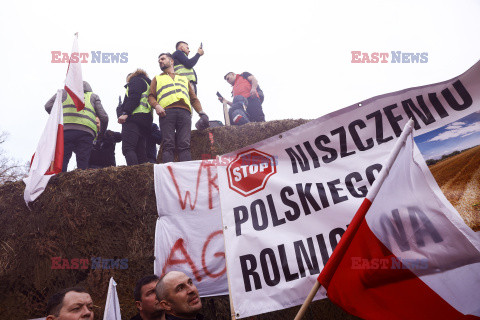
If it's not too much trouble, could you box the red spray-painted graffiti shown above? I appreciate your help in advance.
[161,230,226,281]
[167,162,219,210]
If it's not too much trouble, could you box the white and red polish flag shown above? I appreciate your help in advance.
[64,32,84,111]
[317,120,480,319]
[24,90,64,204]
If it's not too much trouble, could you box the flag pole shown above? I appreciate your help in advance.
[227,274,237,320]
[293,282,321,320]
[361,118,414,201]
[293,119,414,320]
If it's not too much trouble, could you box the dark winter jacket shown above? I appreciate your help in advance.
[172,50,200,83]
[166,314,204,320]
[88,130,122,168]
[119,70,153,129]
[129,314,142,320]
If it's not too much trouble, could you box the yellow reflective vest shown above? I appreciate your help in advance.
[173,52,197,83]
[126,79,152,115]
[155,74,191,111]
[63,92,97,134]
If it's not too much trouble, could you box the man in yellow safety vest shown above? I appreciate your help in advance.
[148,53,209,163]
[45,81,108,171]
[172,41,204,94]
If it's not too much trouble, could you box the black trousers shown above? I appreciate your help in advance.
[246,95,265,122]
[121,121,148,166]
[63,129,94,171]
[159,108,192,163]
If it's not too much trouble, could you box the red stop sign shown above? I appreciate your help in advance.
[227,149,277,197]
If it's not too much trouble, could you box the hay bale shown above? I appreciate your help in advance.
[158,119,311,162]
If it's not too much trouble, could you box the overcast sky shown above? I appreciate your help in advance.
[1,0,480,167]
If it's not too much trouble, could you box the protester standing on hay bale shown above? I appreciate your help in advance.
[220,71,265,124]
[45,287,94,320]
[156,271,204,320]
[148,53,209,163]
[146,123,162,163]
[45,81,108,171]
[118,69,153,166]
[172,41,203,94]
[131,275,165,320]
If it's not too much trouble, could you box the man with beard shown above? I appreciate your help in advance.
[172,41,204,94]
[130,275,165,320]
[155,271,204,320]
[148,53,209,163]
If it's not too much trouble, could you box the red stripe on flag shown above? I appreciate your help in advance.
[64,85,84,111]
[30,153,35,169]
[318,198,372,288]
[45,124,64,175]
[323,220,478,319]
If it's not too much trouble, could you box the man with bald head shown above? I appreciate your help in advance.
[155,271,204,320]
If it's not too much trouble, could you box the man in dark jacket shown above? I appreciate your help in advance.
[172,41,204,94]
[88,129,122,169]
[45,81,108,171]
[130,275,165,320]
[118,69,152,166]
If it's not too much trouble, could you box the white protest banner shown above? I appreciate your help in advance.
[153,161,228,296]
[217,60,480,318]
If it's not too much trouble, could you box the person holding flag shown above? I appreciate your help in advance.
[45,81,108,171]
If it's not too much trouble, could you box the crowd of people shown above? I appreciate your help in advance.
[45,41,266,171]
[45,271,204,320]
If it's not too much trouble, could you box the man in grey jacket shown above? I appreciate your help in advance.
[45,81,108,171]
